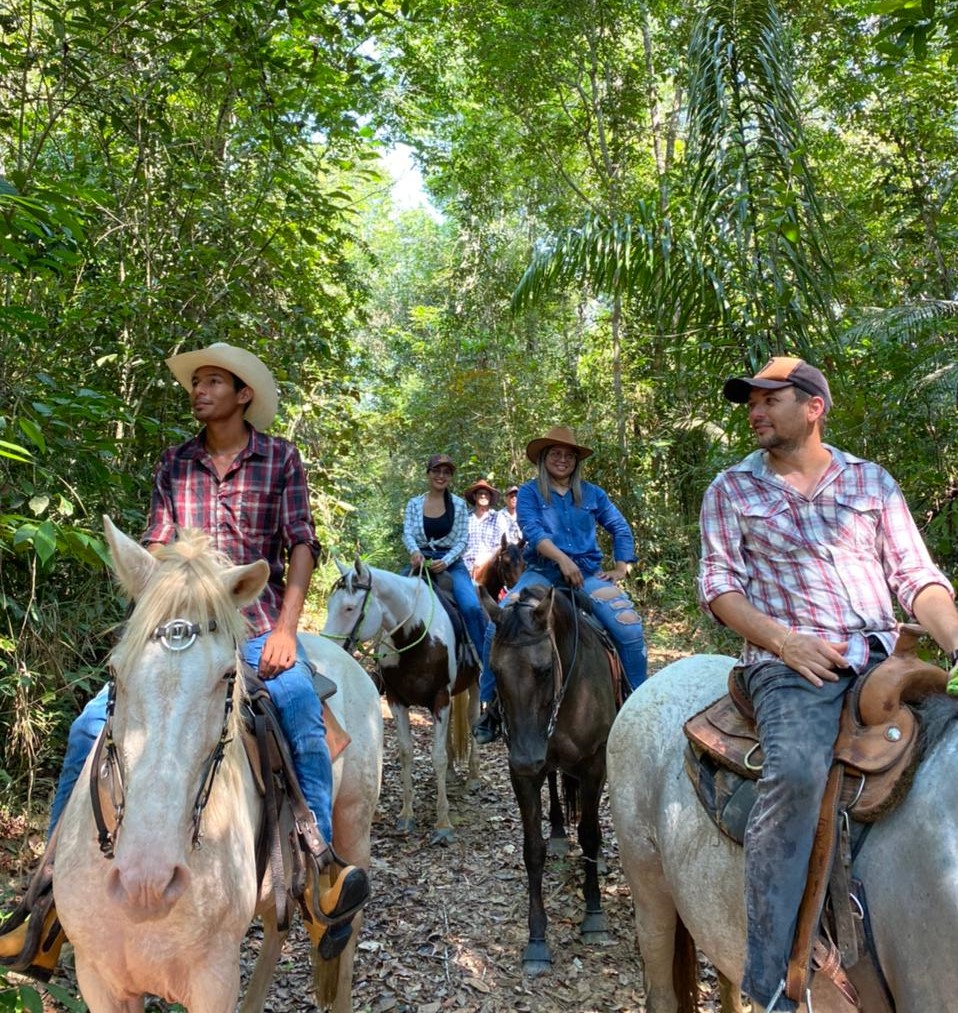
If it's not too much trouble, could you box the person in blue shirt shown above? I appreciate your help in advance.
[474,426,647,744]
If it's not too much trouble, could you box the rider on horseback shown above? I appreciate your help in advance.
[0,342,369,975]
[699,356,958,1012]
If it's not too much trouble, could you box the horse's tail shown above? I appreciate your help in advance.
[314,952,341,1008]
[561,773,579,826]
[672,913,699,1013]
[448,689,470,764]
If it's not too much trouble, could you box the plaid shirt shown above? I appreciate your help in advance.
[698,445,952,671]
[143,426,320,637]
[465,510,503,572]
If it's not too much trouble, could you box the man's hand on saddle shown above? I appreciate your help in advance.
[781,632,849,688]
[427,558,448,573]
[259,628,298,680]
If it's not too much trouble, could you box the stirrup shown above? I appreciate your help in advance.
[0,888,64,981]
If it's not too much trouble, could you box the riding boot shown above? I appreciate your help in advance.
[302,857,370,961]
[0,880,65,981]
[473,695,501,745]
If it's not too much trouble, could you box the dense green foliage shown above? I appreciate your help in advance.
[2,0,957,820]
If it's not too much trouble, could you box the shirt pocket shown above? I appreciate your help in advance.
[830,492,883,552]
[739,499,804,560]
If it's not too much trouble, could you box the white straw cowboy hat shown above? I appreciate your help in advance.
[165,342,279,432]
[525,425,593,465]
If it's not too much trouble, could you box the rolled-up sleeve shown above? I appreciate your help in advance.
[281,446,320,562]
[698,477,748,612]
[879,476,954,613]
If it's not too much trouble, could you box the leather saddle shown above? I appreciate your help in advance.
[684,624,948,1009]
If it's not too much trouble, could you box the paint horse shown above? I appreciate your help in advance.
[323,560,480,844]
[608,654,958,1013]
[53,519,383,1013]
[472,535,525,601]
[483,585,617,974]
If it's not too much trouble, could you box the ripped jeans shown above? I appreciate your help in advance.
[479,561,647,702]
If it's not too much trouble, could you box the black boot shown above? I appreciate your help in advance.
[473,696,501,745]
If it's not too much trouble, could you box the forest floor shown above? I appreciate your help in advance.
[1,628,740,1013]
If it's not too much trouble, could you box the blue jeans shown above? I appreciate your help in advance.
[479,562,647,701]
[444,558,490,661]
[741,648,886,1011]
[48,633,334,844]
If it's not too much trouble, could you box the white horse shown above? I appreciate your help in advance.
[53,519,383,1013]
[607,654,958,1013]
[323,561,480,845]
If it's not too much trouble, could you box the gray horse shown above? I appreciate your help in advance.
[608,653,958,1013]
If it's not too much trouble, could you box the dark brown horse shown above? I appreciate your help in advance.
[482,584,617,975]
[472,534,525,601]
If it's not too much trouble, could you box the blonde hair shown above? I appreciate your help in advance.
[536,450,583,506]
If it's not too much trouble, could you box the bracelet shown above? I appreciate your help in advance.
[777,627,795,661]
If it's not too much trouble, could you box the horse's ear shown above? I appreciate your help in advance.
[222,559,270,609]
[500,533,508,550]
[103,515,157,600]
[479,586,502,625]
[353,556,370,580]
[335,558,350,576]
[532,586,555,626]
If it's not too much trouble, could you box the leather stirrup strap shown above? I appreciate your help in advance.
[829,808,861,968]
[253,711,290,932]
[811,937,861,1007]
[787,763,844,1003]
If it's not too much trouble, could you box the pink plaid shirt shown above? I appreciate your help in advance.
[143,426,320,637]
[698,445,952,671]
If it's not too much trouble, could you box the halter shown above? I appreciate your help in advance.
[505,592,582,740]
[324,566,437,660]
[91,617,237,859]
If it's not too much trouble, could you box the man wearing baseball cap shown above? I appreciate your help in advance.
[698,356,958,1010]
[1,343,368,975]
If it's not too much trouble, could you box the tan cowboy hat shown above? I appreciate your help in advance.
[525,425,593,465]
[165,342,279,432]
[464,478,500,507]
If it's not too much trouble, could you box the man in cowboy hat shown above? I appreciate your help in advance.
[0,342,368,975]
[699,356,958,1010]
[498,485,523,545]
[462,477,502,577]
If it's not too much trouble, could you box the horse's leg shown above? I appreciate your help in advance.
[577,769,608,941]
[718,971,746,1013]
[240,907,285,1013]
[71,965,145,1013]
[545,771,568,857]
[391,702,416,834]
[510,768,551,975]
[430,704,455,845]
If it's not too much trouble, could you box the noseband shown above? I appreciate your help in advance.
[91,617,236,859]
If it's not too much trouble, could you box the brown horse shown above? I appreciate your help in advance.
[482,584,617,975]
[472,534,525,600]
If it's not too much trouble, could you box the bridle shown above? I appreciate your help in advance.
[503,592,582,740]
[91,617,237,859]
[324,567,437,659]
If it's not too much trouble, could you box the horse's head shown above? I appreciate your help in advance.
[497,537,526,591]
[323,558,384,651]
[486,585,566,775]
[99,516,268,917]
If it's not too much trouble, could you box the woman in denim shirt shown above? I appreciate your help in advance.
[474,426,647,743]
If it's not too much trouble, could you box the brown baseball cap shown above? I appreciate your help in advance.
[723,356,832,410]
[426,454,456,473]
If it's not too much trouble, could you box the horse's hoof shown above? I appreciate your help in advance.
[522,939,551,975]
[580,911,608,938]
[396,818,415,834]
[430,828,455,846]
[547,836,570,857]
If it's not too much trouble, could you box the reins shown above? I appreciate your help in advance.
[91,617,237,859]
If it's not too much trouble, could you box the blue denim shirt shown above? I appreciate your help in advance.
[516,478,636,575]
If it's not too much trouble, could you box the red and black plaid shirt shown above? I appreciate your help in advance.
[142,426,320,636]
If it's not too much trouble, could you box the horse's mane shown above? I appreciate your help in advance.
[916,692,958,758]
[111,531,248,670]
